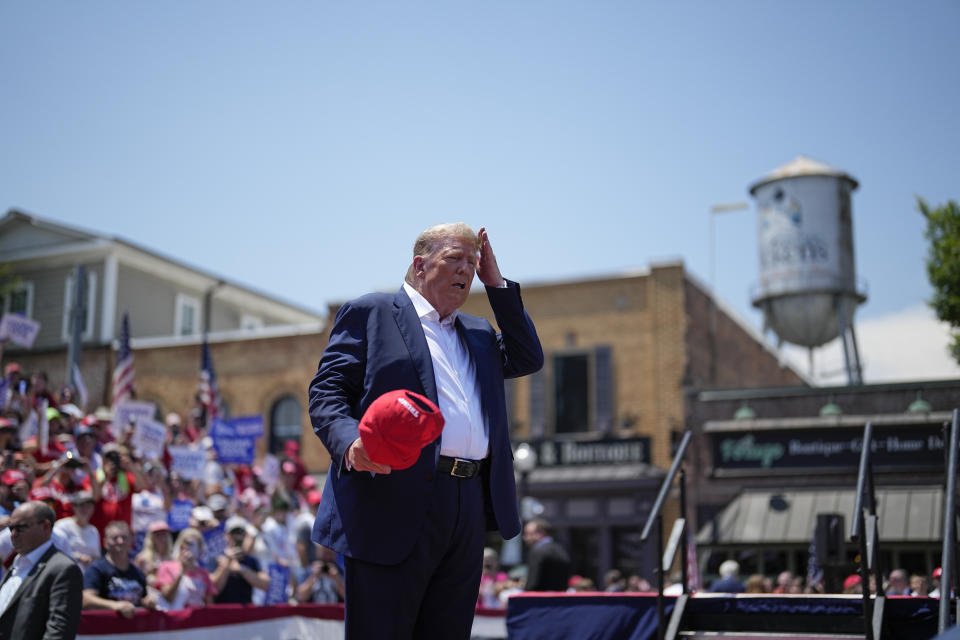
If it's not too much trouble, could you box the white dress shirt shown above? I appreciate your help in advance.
[403,283,488,460]
[0,539,53,616]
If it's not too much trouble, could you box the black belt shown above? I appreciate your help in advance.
[437,456,487,479]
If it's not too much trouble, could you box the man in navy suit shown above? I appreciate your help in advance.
[309,223,543,639]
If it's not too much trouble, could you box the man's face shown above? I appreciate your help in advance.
[413,235,477,318]
[104,526,133,556]
[523,523,542,547]
[9,506,51,555]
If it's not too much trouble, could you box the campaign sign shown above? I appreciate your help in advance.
[228,415,264,438]
[132,418,167,460]
[0,313,41,348]
[113,401,157,434]
[265,563,291,605]
[168,446,206,480]
[202,522,227,570]
[168,499,194,531]
[212,433,256,464]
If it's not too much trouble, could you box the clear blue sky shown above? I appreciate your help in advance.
[2,2,958,380]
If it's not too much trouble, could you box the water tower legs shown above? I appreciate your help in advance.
[837,295,864,385]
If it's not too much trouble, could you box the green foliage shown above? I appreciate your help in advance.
[919,197,960,362]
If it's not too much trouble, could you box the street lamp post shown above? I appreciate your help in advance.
[514,443,538,564]
[708,202,750,384]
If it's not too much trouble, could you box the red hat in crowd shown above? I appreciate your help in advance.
[843,574,862,591]
[358,390,444,470]
[1,469,25,485]
[29,487,55,502]
[306,489,323,506]
[300,475,317,490]
[934,567,943,579]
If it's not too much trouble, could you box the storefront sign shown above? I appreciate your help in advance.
[711,424,949,472]
[529,437,651,467]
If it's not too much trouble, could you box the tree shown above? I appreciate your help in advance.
[919,197,960,363]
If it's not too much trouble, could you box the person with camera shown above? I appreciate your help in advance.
[85,443,146,540]
[294,545,345,604]
[211,516,269,604]
[35,449,101,520]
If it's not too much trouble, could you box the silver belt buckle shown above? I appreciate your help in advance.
[450,458,472,478]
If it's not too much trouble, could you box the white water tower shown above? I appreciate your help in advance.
[749,156,866,384]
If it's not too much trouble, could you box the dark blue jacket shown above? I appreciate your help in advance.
[309,282,543,565]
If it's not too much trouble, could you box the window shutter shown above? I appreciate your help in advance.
[593,345,613,434]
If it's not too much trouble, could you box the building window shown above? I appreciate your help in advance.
[175,294,201,337]
[240,314,264,331]
[270,394,302,454]
[555,353,589,434]
[1,281,34,317]
[61,272,97,342]
[538,345,614,436]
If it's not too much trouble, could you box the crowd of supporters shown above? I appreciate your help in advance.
[1,363,947,619]
[0,363,344,615]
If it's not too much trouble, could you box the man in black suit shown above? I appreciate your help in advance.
[0,501,83,640]
[523,518,572,591]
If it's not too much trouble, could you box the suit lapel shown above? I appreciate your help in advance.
[1,545,55,616]
[393,288,438,403]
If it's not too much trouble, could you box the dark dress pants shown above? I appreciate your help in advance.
[344,471,486,640]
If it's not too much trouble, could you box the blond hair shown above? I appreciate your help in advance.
[172,526,205,557]
[405,222,479,284]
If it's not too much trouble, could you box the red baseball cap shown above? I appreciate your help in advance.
[934,567,943,578]
[300,475,317,490]
[1,469,25,485]
[29,486,55,501]
[306,489,323,506]
[358,390,444,470]
[843,574,862,590]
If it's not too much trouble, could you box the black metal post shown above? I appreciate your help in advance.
[679,466,688,593]
[939,410,959,633]
[656,514,665,640]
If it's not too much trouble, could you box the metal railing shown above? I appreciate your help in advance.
[850,421,885,640]
[640,430,692,640]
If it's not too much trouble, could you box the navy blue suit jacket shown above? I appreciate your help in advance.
[309,281,543,566]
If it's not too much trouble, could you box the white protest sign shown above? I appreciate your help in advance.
[260,453,280,491]
[113,400,156,435]
[19,409,37,443]
[0,314,41,348]
[168,445,206,480]
[133,418,167,461]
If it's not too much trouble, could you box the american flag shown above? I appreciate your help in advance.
[111,312,135,408]
[198,337,221,425]
[807,529,823,590]
[686,529,703,592]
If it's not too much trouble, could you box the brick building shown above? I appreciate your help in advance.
[457,261,804,582]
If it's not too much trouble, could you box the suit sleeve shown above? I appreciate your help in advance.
[308,301,368,472]
[485,280,544,379]
[45,558,83,640]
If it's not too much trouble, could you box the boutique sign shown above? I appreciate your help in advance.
[711,424,949,473]
[528,437,652,467]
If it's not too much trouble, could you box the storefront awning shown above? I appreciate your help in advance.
[697,486,943,545]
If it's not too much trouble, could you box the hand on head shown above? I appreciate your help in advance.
[476,227,505,288]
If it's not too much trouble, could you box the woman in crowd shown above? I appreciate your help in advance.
[154,527,216,610]
[135,520,174,592]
